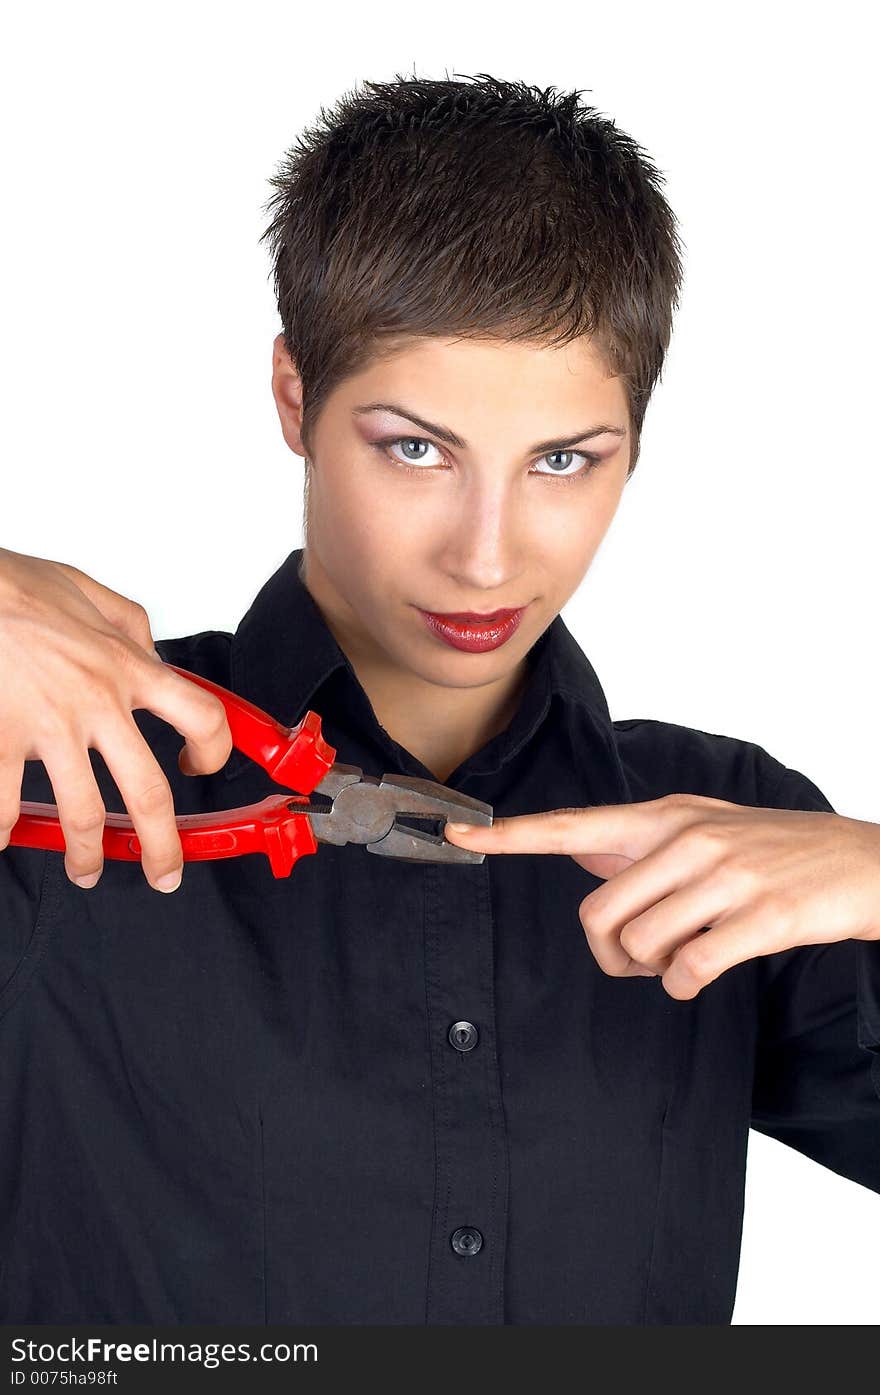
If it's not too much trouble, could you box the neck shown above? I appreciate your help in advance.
[298,547,529,783]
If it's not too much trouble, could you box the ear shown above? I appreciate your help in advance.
[271,333,308,456]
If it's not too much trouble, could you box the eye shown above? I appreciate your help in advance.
[531,449,602,481]
[372,436,603,482]
[376,436,445,469]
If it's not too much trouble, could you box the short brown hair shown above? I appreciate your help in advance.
[260,72,684,476]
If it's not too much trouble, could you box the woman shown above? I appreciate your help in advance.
[1,73,878,1325]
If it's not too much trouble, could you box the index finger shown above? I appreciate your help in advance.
[132,663,234,776]
[444,802,664,859]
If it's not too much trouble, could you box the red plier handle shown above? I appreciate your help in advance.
[9,664,338,878]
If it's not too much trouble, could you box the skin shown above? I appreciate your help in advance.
[270,331,631,781]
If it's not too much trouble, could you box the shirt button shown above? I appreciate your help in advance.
[451,1227,483,1256]
[448,1020,479,1052]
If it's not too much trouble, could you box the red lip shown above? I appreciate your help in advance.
[416,605,527,653]
[433,608,521,622]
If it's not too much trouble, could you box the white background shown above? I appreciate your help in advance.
[3,1,878,1323]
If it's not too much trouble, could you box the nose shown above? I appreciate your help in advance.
[441,470,526,593]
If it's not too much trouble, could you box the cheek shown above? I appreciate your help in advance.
[335,458,427,534]
[532,490,611,558]
[523,491,618,604]
[313,460,388,543]
[314,474,413,592]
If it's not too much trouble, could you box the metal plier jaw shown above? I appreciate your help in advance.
[9,664,493,879]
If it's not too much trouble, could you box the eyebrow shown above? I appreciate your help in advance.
[352,401,627,455]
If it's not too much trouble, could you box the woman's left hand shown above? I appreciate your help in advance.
[443,795,880,1000]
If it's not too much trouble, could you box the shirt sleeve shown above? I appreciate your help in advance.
[750,762,880,1194]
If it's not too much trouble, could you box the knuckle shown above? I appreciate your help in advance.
[101,628,140,669]
[62,567,92,593]
[662,791,694,809]
[29,708,67,747]
[66,804,106,836]
[619,921,650,958]
[126,601,157,649]
[126,598,149,624]
[131,778,173,817]
[678,822,728,860]
[578,901,611,940]
[75,670,121,717]
[663,791,721,812]
[676,935,715,983]
[2,583,42,621]
[717,859,761,900]
[68,865,101,884]
[755,891,795,932]
[42,680,118,741]
[192,693,231,743]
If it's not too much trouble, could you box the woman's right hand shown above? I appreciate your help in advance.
[0,548,233,893]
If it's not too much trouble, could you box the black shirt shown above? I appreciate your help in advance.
[2,545,879,1324]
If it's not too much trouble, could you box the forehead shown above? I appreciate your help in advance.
[339,334,624,419]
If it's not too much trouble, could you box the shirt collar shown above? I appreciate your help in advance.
[224,546,625,790]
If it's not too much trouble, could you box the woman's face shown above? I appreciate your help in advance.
[272,333,631,690]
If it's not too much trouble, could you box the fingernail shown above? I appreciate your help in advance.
[75,872,101,889]
[636,968,658,977]
[447,823,473,833]
[156,869,183,893]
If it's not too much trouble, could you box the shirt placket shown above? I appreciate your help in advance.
[422,855,509,1324]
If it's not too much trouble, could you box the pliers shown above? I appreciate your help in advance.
[9,664,493,878]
